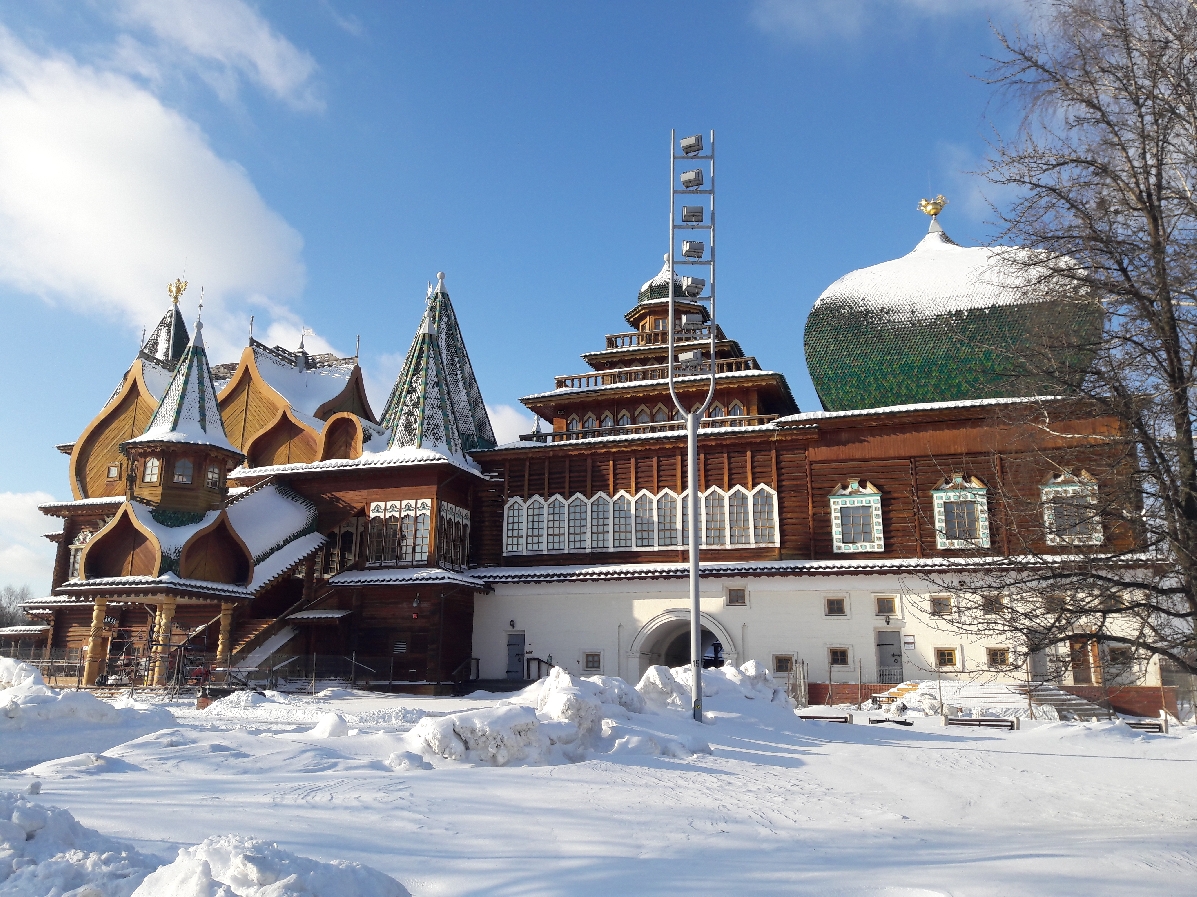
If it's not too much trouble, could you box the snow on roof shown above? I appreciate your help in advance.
[813,222,1064,320]
[483,420,782,453]
[247,532,326,592]
[329,566,486,589]
[233,444,482,478]
[252,342,355,417]
[126,502,220,559]
[139,357,175,402]
[226,483,318,561]
[522,367,787,401]
[287,609,352,620]
[39,496,125,516]
[774,394,1064,425]
[0,625,50,636]
[126,319,237,453]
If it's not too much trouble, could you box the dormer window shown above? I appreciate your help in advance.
[932,474,991,550]
[206,465,221,489]
[1042,470,1103,545]
[173,458,193,484]
[142,457,160,484]
[830,480,884,553]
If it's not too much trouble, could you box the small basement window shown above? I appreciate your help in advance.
[829,647,849,666]
[986,648,1010,668]
[584,652,601,672]
[825,596,846,616]
[875,595,897,616]
[726,588,747,606]
[930,595,953,616]
[773,655,794,674]
[935,648,958,668]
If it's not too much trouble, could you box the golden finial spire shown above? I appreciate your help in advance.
[918,195,948,218]
[167,278,188,304]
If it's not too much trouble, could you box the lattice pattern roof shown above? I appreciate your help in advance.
[140,304,190,368]
[426,278,496,451]
[127,318,238,452]
[380,311,465,462]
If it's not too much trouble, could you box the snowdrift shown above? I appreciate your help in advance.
[408,661,791,767]
[0,791,409,897]
[0,660,175,770]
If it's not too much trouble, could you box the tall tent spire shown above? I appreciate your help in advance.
[379,310,464,461]
[127,311,236,453]
[142,279,191,367]
[425,272,497,451]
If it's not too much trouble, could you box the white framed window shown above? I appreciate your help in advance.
[566,415,580,432]
[931,474,991,550]
[635,406,651,425]
[591,493,611,549]
[681,490,690,546]
[525,497,545,552]
[829,647,850,666]
[583,414,597,430]
[142,457,160,483]
[504,498,524,554]
[634,491,655,548]
[824,595,848,616]
[368,499,430,565]
[829,480,884,553]
[725,587,747,607]
[68,529,93,580]
[874,594,898,617]
[618,411,631,427]
[728,487,751,545]
[600,412,614,429]
[657,490,679,546]
[583,651,602,673]
[612,493,633,549]
[205,465,221,489]
[106,463,120,480]
[1041,471,1103,545]
[704,488,727,546]
[546,497,566,551]
[567,494,589,551]
[752,485,778,545]
[652,404,669,423]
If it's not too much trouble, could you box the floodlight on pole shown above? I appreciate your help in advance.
[666,128,716,724]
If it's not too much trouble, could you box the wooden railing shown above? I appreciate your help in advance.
[522,414,779,443]
[554,357,762,390]
[604,327,716,349]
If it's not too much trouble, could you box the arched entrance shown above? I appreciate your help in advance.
[628,610,738,681]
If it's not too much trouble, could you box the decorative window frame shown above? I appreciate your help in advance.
[931,474,991,550]
[583,414,597,430]
[652,403,670,423]
[829,480,884,553]
[566,415,580,432]
[600,412,614,429]
[724,585,748,607]
[1041,470,1103,546]
[499,485,780,555]
[633,489,656,548]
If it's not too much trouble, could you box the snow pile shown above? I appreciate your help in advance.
[412,704,544,765]
[131,834,409,897]
[0,658,43,689]
[636,661,793,711]
[307,712,349,738]
[1,667,174,770]
[0,790,157,896]
[0,792,409,897]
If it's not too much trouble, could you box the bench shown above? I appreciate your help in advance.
[945,716,1019,731]
[868,717,913,726]
[798,713,853,724]
[1125,718,1169,734]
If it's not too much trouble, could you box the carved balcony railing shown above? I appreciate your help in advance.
[603,327,718,349]
[554,357,762,391]
[521,414,779,443]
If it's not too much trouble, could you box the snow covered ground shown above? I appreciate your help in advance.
[1,657,1195,896]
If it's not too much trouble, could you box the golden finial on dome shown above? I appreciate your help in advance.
[167,278,188,304]
[918,195,948,218]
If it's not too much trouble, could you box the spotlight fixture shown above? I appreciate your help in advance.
[682,206,704,223]
[682,240,705,259]
[680,134,703,155]
[681,276,705,297]
[680,169,704,189]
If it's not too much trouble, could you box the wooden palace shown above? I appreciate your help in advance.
[12,212,1149,698]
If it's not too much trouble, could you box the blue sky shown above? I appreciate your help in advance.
[0,0,1030,590]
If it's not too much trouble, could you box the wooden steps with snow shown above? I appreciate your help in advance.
[877,681,921,705]
[1013,683,1113,720]
[231,619,276,656]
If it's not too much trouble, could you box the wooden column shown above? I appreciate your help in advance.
[152,597,177,686]
[82,597,108,686]
[302,555,316,602]
[216,602,235,672]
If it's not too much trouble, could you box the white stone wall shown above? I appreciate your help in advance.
[472,574,1028,685]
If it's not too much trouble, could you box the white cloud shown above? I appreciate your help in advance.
[115,0,322,111]
[0,491,58,595]
[934,140,1019,230]
[486,403,534,446]
[0,25,310,362]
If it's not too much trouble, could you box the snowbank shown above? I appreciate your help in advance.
[412,704,543,765]
[0,792,410,897]
[0,671,175,770]
[131,834,409,897]
[636,661,794,713]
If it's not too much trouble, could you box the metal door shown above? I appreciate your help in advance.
[876,630,903,684]
[506,633,525,680]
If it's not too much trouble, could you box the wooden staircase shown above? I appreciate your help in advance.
[231,619,276,657]
[877,681,921,705]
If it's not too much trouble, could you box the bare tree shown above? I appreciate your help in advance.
[920,0,1197,683]
[0,585,32,629]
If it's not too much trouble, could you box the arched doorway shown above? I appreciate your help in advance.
[628,610,738,681]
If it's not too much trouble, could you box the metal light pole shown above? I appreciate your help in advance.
[666,129,717,722]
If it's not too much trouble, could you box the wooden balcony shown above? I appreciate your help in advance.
[520,414,779,443]
[554,357,762,390]
[604,327,717,349]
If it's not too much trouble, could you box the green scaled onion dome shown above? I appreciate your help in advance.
[803,216,1102,412]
